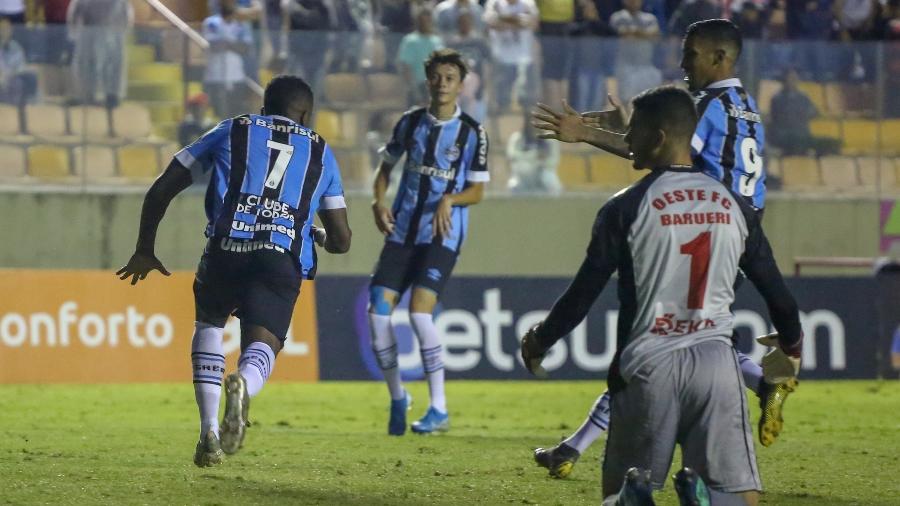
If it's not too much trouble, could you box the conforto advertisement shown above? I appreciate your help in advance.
[0,270,319,383]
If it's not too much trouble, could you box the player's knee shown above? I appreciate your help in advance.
[368,285,397,316]
[240,324,283,355]
[409,287,437,314]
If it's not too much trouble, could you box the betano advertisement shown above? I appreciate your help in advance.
[0,270,319,383]
[315,276,879,381]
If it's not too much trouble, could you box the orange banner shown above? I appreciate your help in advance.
[0,270,318,383]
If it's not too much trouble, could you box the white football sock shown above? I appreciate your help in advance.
[411,312,446,413]
[191,322,225,439]
[238,341,276,398]
[369,312,405,400]
[564,390,610,454]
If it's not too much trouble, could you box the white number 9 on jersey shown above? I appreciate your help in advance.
[738,138,763,197]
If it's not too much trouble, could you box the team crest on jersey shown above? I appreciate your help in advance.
[445,145,461,162]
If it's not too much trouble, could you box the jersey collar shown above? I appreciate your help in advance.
[660,164,701,173]
[427,105,462,125]
[268,114,297,124]
[705,77,742,89]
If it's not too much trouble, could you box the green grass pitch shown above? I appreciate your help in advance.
[1,380,898,505]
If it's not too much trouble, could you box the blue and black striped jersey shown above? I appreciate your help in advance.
[379,106,489,252]
[175,114,346,279]
[691,78,767,210]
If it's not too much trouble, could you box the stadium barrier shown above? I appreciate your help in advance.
[0,270,319,383]
[315,276,879,381]
[0,272,884,383]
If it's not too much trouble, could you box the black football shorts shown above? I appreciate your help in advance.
[370,241,458,296]
[193,240,302,341]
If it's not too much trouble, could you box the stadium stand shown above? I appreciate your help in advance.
[781,156,822,190]
[28,144,70,179]
[0,144,26,178]
[820,156,860,190]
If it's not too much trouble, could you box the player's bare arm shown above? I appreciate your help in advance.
[116,160,192,285]
[316,208,352,254]
[432,182,484,238]
[532,101,631,159]
[371,160,396,236]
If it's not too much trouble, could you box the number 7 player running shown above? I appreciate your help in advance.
[117,76,352,467]
[368,49,489,435]
[530,19,797,478]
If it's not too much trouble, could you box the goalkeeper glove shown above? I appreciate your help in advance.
[520,324,549,378]
[756,332,802,384]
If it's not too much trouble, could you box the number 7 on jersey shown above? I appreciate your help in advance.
[265,139,295,189]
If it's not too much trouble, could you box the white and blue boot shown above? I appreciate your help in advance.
[410,406,449,434]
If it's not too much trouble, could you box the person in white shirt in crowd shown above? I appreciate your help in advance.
[203,0,253,119]
[67,0,133,109]
[483,0,538,112]
[610,0,661,107]
[434,0,485,38]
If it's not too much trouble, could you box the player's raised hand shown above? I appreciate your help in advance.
[532,101,586,143]
[116,251,171,285]
[582,94,627,132]
[520,324,549,378]
[432,195,453,239]
[371,201,395,236]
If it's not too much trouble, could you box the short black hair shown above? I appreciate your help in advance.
[263,75,314,116]
[630,85,698,142]
[685,18,743,58]
[424,48,469,81]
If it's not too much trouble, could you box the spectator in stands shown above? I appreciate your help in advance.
[448,9,490,121]
[876,0,900,115]
[484,0,538,112]
[0,16,34,110]
[35,0,71,63]
[536,0,576,106]
[834,0,877,40]
[209,0,262,81]
[734,2,766,39]
[377,0,415,72]
[178,93,215,148]
[0,0,25,24]
[67,0,133,109]
[397,6,443,107]
[330,0,374,73]
[202,0,252,118]
[667,0,718,36]
[569,0,614,112]
[875,0,900,40]
[506,110,561,194]
[782,0,836,80]
[434,0,485,37]
[282,0,332,90]
[610,0,661,105]
[768,68,840,156]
